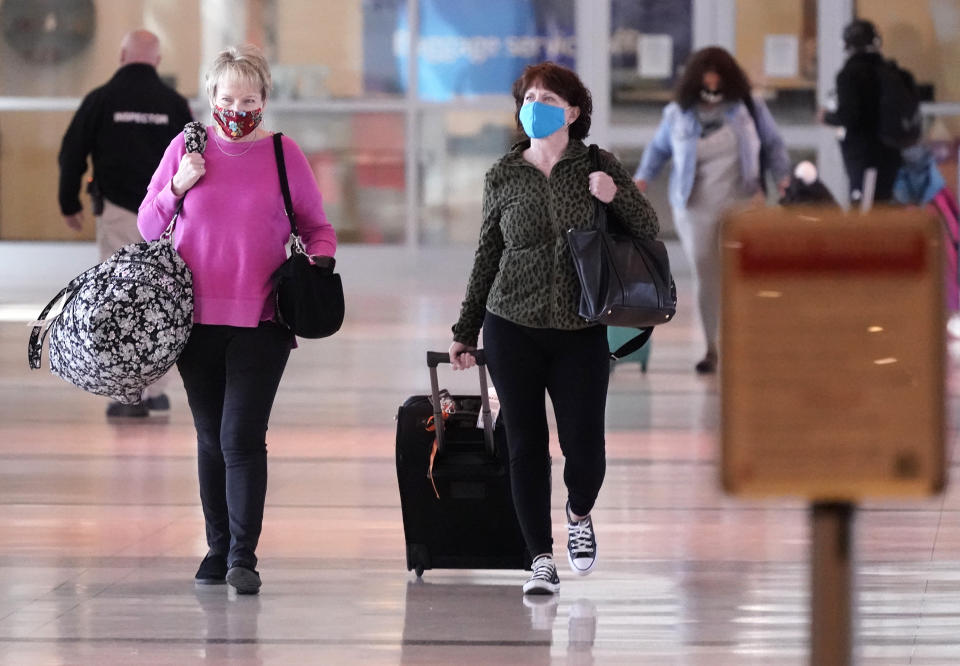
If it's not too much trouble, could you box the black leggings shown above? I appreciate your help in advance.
[482,312,609,558]
[176,321,292,569]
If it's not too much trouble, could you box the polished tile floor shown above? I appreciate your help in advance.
[1,243,959,665]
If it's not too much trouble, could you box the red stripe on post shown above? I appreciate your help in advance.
[738,229,927,274]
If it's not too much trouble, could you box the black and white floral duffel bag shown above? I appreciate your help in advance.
[28,231,193,404]
[28,122,204,404]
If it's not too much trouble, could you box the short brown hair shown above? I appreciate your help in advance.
[511,62,592,140]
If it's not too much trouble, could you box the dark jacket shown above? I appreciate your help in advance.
[452,140,660,346]
[58,63,193,215]
[823,51,902,200]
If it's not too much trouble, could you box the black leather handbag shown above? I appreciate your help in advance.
[270,133,344,339]
[567,145,676,358]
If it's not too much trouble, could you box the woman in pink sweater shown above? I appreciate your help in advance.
[139,45,336,595]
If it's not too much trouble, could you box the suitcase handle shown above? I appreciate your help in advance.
[426,350,486,367]
[426,350,495,457]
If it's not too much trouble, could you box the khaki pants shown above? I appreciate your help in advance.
[96,199,143,262]
[97,199,170,400]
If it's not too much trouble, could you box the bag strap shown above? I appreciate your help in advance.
[742,96,769,195]
[272,132,310,258]
[27,259,101,370]
[587,144,608,233]
[609,327,653,361]
[27,286,70,370]
[272,133,297,234]
[588,143,601,171]
[162,124,204,240]
[161,198,186,241]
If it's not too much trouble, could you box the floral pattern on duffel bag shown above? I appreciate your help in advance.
[29,239,193,404]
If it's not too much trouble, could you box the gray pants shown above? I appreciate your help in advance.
[97,199,169,399]
[671,205,722,355]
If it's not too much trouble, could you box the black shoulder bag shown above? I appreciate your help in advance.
[567,144,677,359]
[270,133,345,338]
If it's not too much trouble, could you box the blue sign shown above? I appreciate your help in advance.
[364,0,574,101]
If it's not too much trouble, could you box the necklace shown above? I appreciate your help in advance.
[213,131,259,157]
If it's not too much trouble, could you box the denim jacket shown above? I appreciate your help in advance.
[634,96,790,210]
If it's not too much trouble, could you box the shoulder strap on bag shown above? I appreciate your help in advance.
[741,96,769,195]
[587,144,608,233]
[742,93,758,122]
[609,327,653,360]
[588,143,601,171]
[165,122,205,239]
[27,286,71,370]
[272,132,298,237]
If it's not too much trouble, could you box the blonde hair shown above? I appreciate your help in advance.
[205,45,272,103]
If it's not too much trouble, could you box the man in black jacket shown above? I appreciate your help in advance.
[58,29,193,417]
[821,19,902,205]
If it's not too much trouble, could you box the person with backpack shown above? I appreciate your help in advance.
[634,47,790,374]
[820,18,921,205]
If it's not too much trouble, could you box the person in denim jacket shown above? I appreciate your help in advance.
[635,47,790,374]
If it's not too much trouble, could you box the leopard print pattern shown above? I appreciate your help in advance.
[453,140,660,345]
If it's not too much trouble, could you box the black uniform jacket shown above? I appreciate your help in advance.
[58,63,193,215]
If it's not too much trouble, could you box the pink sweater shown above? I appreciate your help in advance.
[138,129,337,326]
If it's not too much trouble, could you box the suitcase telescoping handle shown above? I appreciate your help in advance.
[425,350,495,457]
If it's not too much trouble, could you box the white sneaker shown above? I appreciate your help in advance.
[523,554,560,595]
[566,502,597,576]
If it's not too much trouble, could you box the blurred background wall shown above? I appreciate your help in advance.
[0,0,956,245]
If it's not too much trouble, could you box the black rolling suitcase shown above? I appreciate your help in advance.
[396,350,530,577]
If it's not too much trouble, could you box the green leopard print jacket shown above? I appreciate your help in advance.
[452,139,660,346]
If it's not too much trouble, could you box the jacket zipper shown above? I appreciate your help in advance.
[512,149,586,328]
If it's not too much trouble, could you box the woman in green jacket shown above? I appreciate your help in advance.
[448,62,659,596]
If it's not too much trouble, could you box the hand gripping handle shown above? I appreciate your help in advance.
[425,350,495,456]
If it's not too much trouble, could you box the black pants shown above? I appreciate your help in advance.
[842,145,901,203]
[482,312,609,558]
[177,322,292,569]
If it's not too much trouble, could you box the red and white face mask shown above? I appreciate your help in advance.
[212,106,263,139]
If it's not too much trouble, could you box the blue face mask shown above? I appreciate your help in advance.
[519,101,567,139]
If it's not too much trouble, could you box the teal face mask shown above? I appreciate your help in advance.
[519,101,566,139]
